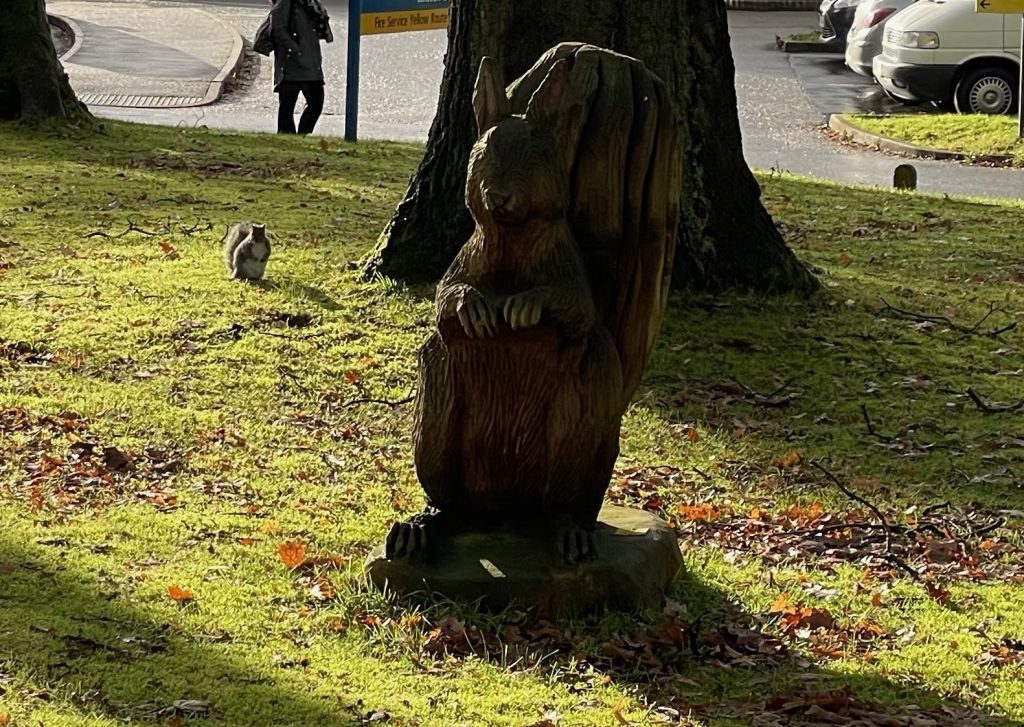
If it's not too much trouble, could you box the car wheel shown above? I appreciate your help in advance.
[954,67,1017,115]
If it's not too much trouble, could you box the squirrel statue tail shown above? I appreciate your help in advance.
[506,44,682,404]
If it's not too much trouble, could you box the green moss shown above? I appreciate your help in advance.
[1,121,1022,726]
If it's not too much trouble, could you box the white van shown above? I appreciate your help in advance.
[872,0,1021,113]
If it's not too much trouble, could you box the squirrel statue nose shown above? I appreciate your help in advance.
[483,189,515,215]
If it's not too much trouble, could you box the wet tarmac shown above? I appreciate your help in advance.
[731,10,1024,198]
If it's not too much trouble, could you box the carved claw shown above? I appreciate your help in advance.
[503,293,543,330]
[457,295,498,338]
[385,520,430,560]
[557,522,597,563]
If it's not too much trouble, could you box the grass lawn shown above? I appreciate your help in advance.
[845,114,1024,166]
[1,120,1023,727]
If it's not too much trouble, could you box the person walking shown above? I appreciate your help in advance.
[270,0,333,135]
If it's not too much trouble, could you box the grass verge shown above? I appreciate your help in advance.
[846,113,1024,165]
[1,120,1023,727]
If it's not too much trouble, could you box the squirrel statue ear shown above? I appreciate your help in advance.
[527,54,598,168]
[526,58,571,123]
[473,57,511,133]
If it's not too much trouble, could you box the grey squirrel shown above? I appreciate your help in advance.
[222,222,272,280]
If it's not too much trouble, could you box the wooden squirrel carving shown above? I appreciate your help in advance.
[388,45,681,562]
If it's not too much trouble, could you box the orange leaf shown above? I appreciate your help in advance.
[769,594,792,613]
[855,620,886,638]
[773,450,802,469]
[159,241,180,260]
[278,539,309,570]
[344,370,360,385]
[0,714,10,726]
[167,584,194,603]
[685,427,701,443]
[677,504,729,522]
[870,591,883,608]
[236,537,256,547]
[611,696,630,725]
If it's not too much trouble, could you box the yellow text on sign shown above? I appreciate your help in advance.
[976,0,1024,13]
[360,9,449,34]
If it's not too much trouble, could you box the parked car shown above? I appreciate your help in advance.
[872,0,1021,114]
[819,0,861,47]
[845,0,916,77]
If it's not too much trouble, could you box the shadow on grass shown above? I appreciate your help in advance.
[396,566,1021,727]
[0,535,361,726]
[644,289,1024,511]
[254,276,344,311]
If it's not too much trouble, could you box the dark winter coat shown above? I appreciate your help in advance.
[271,0,325,89]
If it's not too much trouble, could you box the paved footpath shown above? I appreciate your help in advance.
[53,1,242,108]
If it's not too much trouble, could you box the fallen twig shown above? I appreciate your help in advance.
[880,298,1016,339]
[342,395,414,409]
[965,387,1024,414]
[859,404,893,443]
[810,460,921,580]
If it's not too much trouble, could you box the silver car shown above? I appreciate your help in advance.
[845,0,916,77]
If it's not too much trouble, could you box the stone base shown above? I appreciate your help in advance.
[365,505,682,618]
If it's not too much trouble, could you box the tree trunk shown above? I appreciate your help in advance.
[0,0,92,124]
[366,0,817,293]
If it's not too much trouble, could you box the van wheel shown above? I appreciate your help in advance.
[954,67,1017,115]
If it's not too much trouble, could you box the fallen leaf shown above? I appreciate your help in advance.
[102,446,135,472]
[159,241,180,260]
[278,539,308,570]
[344,370,360,385]
[773,450,802,469]
[926,582,951,604]
[319,138,330,152]
[167,585,194,603]
[611,696,630,725]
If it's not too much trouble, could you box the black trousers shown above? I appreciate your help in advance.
[276,81,325,135]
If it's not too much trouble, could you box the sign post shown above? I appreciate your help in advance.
[344,0,449,142]
[976,0,1024,137]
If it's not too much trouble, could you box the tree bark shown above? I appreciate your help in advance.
[0,0,92,124]
[365,0,817,294]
